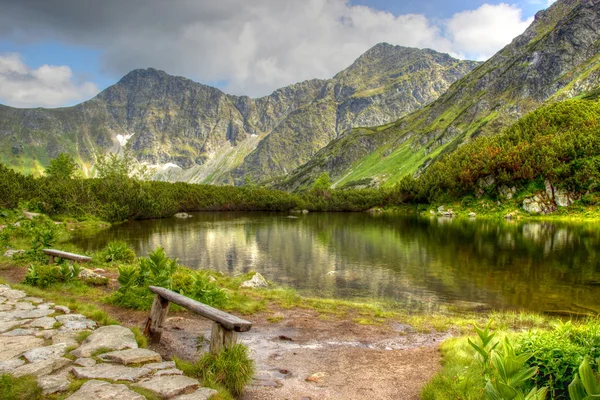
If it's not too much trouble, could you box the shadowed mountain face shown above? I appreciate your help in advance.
[0,44,478,182]
[278,0,600,191]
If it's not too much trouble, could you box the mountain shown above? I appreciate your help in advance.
[0,45,478,182]
[278,0,600,191]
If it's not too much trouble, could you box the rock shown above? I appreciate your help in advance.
[98,348,162,365]
[0,304,12,311]
[477,175,495,189]
[29,316,57,330]
[1,328,38,336]
[12,357,71,378]
[498,185,517,200]
[3,249,25,258]
[71,325,137,358]
[468,212,477,218]
[72,364,152,382]
[38,374,70,394]
[79,268,109,286]
[54,305,71,314]
[173,388,219,400]
[37,302,55,310]
[23,211,42,219]
[522,195,555,214]
[286,215,299,219]
[302,209,309,214]
[1,289,27,300]
[24,297,44,304]
[0,358,25,373]
[0,319,32,333]
[52,332,80,347]
[145,361,177,370]
[0,308,54,320]
[66,380,146,400]
[155,368,184,376]
[325,271,336,276]
[437,205,445,212]
[440,210,454,217]
[305,372,327,383]
[0,335,45,361]
[56,314,97,331]
[135,375,200,398]
[240,272,268,288]
[504,211,519,219]
[14,302,36,310]
[75,357,97,367]
[174,212,192,218]
[23,343,68,363]
[37,329,56,339]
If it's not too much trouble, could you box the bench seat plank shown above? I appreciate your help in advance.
[148,285,252,332]
[42,249,92,262]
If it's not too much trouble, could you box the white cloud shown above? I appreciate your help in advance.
[0,0,537,102]
[0,53,98,108]
[446,3,534,60]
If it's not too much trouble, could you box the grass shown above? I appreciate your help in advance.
[0,374,44,400]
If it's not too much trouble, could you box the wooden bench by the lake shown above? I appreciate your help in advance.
[144,286,252,355]
[43,249,92,264]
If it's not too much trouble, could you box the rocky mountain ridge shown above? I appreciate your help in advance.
[0,44,478,182]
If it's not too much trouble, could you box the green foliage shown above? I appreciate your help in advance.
[568,358,600,400]
[23,262,82,288]
[110,247,227,310]
[311,172,332,195]
[45,153,79,180]
[485,338,547,400]
[518,320,600,399]
[0,374,44,400]
[175,343,255,397]
[468,320,499,371]
[101,240,136,263]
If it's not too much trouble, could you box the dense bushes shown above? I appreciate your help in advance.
[395,99,600,203]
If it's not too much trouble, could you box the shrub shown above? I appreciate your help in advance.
[23,264,63,288]
[176,343,255,397]
[101,240,136,263]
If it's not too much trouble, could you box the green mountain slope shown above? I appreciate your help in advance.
[278,0,600,191]
[0,45,477,183]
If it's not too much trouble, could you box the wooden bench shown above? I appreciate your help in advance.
[144,286,252,354]
[43,249,92,264]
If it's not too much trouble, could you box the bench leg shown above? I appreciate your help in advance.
[210,321,236,355]
[144,294,170,343]
[48,256,54,264]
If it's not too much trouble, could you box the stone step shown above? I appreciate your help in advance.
[66,380,146,400]
[72,364,152,382]
[135,375,201,398]
[71,325,137,357]
[98,348,162,365]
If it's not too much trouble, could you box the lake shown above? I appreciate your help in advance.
[71,212,600,314]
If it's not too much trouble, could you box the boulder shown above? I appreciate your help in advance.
[29,316,57,330]
[240,273,268,288]
[468,212,477,218]
[72,364,152,382]
[38,374,70,394]
[79,268,109,286]
[498,185,517,200]
[75,357,97,367]
[0,335,44,361]
[71,325,137,358]
[174,212,192,219]
[56,314,97,331]
[54,305,71,314]
[3,249,25,258]
[98,348,162,365]
[135,375,200,398]
[12,357,71,378]
[23,343,68,363]
[173,388,219,400]
[0,358,25,373]
[66,380,145,400]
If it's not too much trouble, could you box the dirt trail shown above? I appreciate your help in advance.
[152,308,447,400]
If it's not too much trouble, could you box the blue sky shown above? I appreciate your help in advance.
[0,0,553,108]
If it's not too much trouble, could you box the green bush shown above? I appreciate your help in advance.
[518,320,600,399]
[101,240,136,263]
[176,343,255,397]
[23,264,63,288]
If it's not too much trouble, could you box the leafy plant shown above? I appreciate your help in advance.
[568,358,600,400]
[23,264,62,288]
[468,320,499,372]
[101,240,136,263]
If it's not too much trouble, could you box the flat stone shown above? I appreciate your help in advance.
[54,305,71,314]
[37,303,55,310]
[135,375,200,398]
[1,289,27,300]
[66,380,145,400]
[72,364,152,382]
[0,304,13,311]
[14,302,36,310]
[37,329,56,339]
[0,358,25,373]
[71,325,137,358]
[3,249,25,258]
[24,343,68,363]
[173,388,219,400]
[12,357,71,378]
[0,308,54,320]
[56,314,97,331]
[99,348,162,365]
[52,332,79,347]
[0,335,44,361]
[29,316,57,329]
[38,373,70,394]
[23,297,44,304]
[145,361,177,370]
[75,357,97,367]
[0,319,31,333]
[1,328,38,336]
[155,368,184,376]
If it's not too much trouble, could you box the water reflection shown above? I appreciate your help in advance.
[71,212,600,314]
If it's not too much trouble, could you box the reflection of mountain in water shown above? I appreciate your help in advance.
[71,213,600,314]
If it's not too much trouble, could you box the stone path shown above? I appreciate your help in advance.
[0,284,217,399]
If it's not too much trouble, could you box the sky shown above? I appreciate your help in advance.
[0,0,555,108]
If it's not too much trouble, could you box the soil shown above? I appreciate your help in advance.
[1,267,446,399]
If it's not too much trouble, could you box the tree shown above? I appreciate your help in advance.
[311,172,332,196]
[45,153,79,180]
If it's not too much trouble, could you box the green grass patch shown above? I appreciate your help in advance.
[0,374,44,400]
